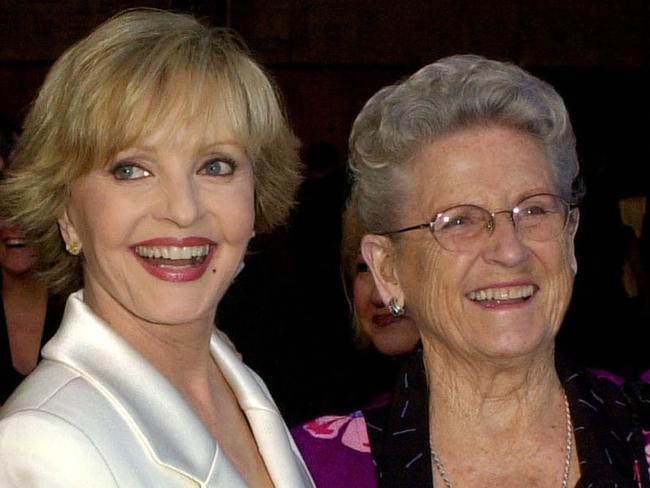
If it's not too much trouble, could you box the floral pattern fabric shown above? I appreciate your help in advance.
[301,410,371,453]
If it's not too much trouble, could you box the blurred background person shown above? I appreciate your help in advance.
[341,207,419,357]
[0,115,64,405]
[0,10,313,487]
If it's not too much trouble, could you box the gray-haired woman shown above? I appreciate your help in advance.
[293,55,649,488]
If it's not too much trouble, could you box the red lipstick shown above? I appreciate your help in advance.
[131,237,216,283]
[372,313,399,327]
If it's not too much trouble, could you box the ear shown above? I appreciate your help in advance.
[58,206,81,253]
[361,234,404,309]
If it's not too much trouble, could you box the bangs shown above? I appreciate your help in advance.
[76,48,252,170]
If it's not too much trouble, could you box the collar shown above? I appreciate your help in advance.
[210,320,314,487]
[42,290,313,487]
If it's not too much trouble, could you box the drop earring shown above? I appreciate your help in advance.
[388,297,405,317]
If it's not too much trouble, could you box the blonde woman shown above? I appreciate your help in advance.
[0,9,314,487]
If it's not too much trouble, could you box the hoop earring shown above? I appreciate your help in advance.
[388,297,405,317]
[66,242,81,256]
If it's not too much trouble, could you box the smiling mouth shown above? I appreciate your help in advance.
[467,285,535,306]
[3,238,27,248]
[134,245,211,267]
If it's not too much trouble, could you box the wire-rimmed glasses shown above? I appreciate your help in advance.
[379,193,578,253]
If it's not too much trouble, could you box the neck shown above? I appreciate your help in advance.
[421,337,561,429]
[2,269,48,300]
[82,285,217,393]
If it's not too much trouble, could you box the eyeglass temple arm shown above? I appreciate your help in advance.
[378,222,433,236]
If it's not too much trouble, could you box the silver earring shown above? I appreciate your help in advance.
[388,297,405,317]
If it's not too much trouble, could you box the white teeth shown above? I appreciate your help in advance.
[5,239,25,246]
[468,285,534,301]
[134,245,210,260]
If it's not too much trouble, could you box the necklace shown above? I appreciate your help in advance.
[429,390,573,488]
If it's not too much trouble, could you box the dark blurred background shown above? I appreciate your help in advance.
[1,0,649,425]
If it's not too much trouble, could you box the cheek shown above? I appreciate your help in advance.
[353,275,373,309]
[400,240,452,328]
[216,182,255,241]
[353,277,375,333]
[74,198,129,249]
[542,239,576,326]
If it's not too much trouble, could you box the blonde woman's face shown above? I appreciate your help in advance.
[59,113,255,329]
[393,126,577,362]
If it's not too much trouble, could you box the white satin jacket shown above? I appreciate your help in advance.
[0,290,315,488]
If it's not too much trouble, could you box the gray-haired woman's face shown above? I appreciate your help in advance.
[386,125,578,362]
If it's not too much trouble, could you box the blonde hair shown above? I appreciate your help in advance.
[1,9,301,294]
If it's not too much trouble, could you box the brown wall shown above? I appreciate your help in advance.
[1,1,648,152]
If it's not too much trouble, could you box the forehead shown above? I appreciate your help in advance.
[407,126,558,213]
[110,81,245,160]
[138,104,239,149]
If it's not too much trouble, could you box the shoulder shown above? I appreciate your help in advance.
[0,408,117,486]
[2,359,78,412]
[291,410,378,488]
[0,360,134,486]
[2,358,105,417]
[566,367,643,424]
[565,366,650,485]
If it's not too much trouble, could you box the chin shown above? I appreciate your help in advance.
[127,286,220,326]
[372,330,419,356]
[139,301,215,326]
[475,333,555,363]
[2,255,37,275]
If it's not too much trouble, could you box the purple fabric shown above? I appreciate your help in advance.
[641,370,650,384]
[587,367,625,385]
[291,410,379,488]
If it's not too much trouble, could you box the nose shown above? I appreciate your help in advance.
[481,212,531,267]
[0,219,20,235]
[159,176,204,228]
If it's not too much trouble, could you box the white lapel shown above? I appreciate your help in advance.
[42,291,224,483]
[44,291,313,487]
[210,334,315,488]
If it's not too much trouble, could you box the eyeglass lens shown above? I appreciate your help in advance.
[432,194,570,252]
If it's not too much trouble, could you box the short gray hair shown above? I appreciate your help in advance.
[349,54,582,235]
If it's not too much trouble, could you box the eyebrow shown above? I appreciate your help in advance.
[430,187,559,214]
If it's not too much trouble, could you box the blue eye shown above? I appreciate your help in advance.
[200,158,235,177]
[111,163,151,180]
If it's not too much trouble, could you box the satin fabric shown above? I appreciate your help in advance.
[0,290,314,487]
